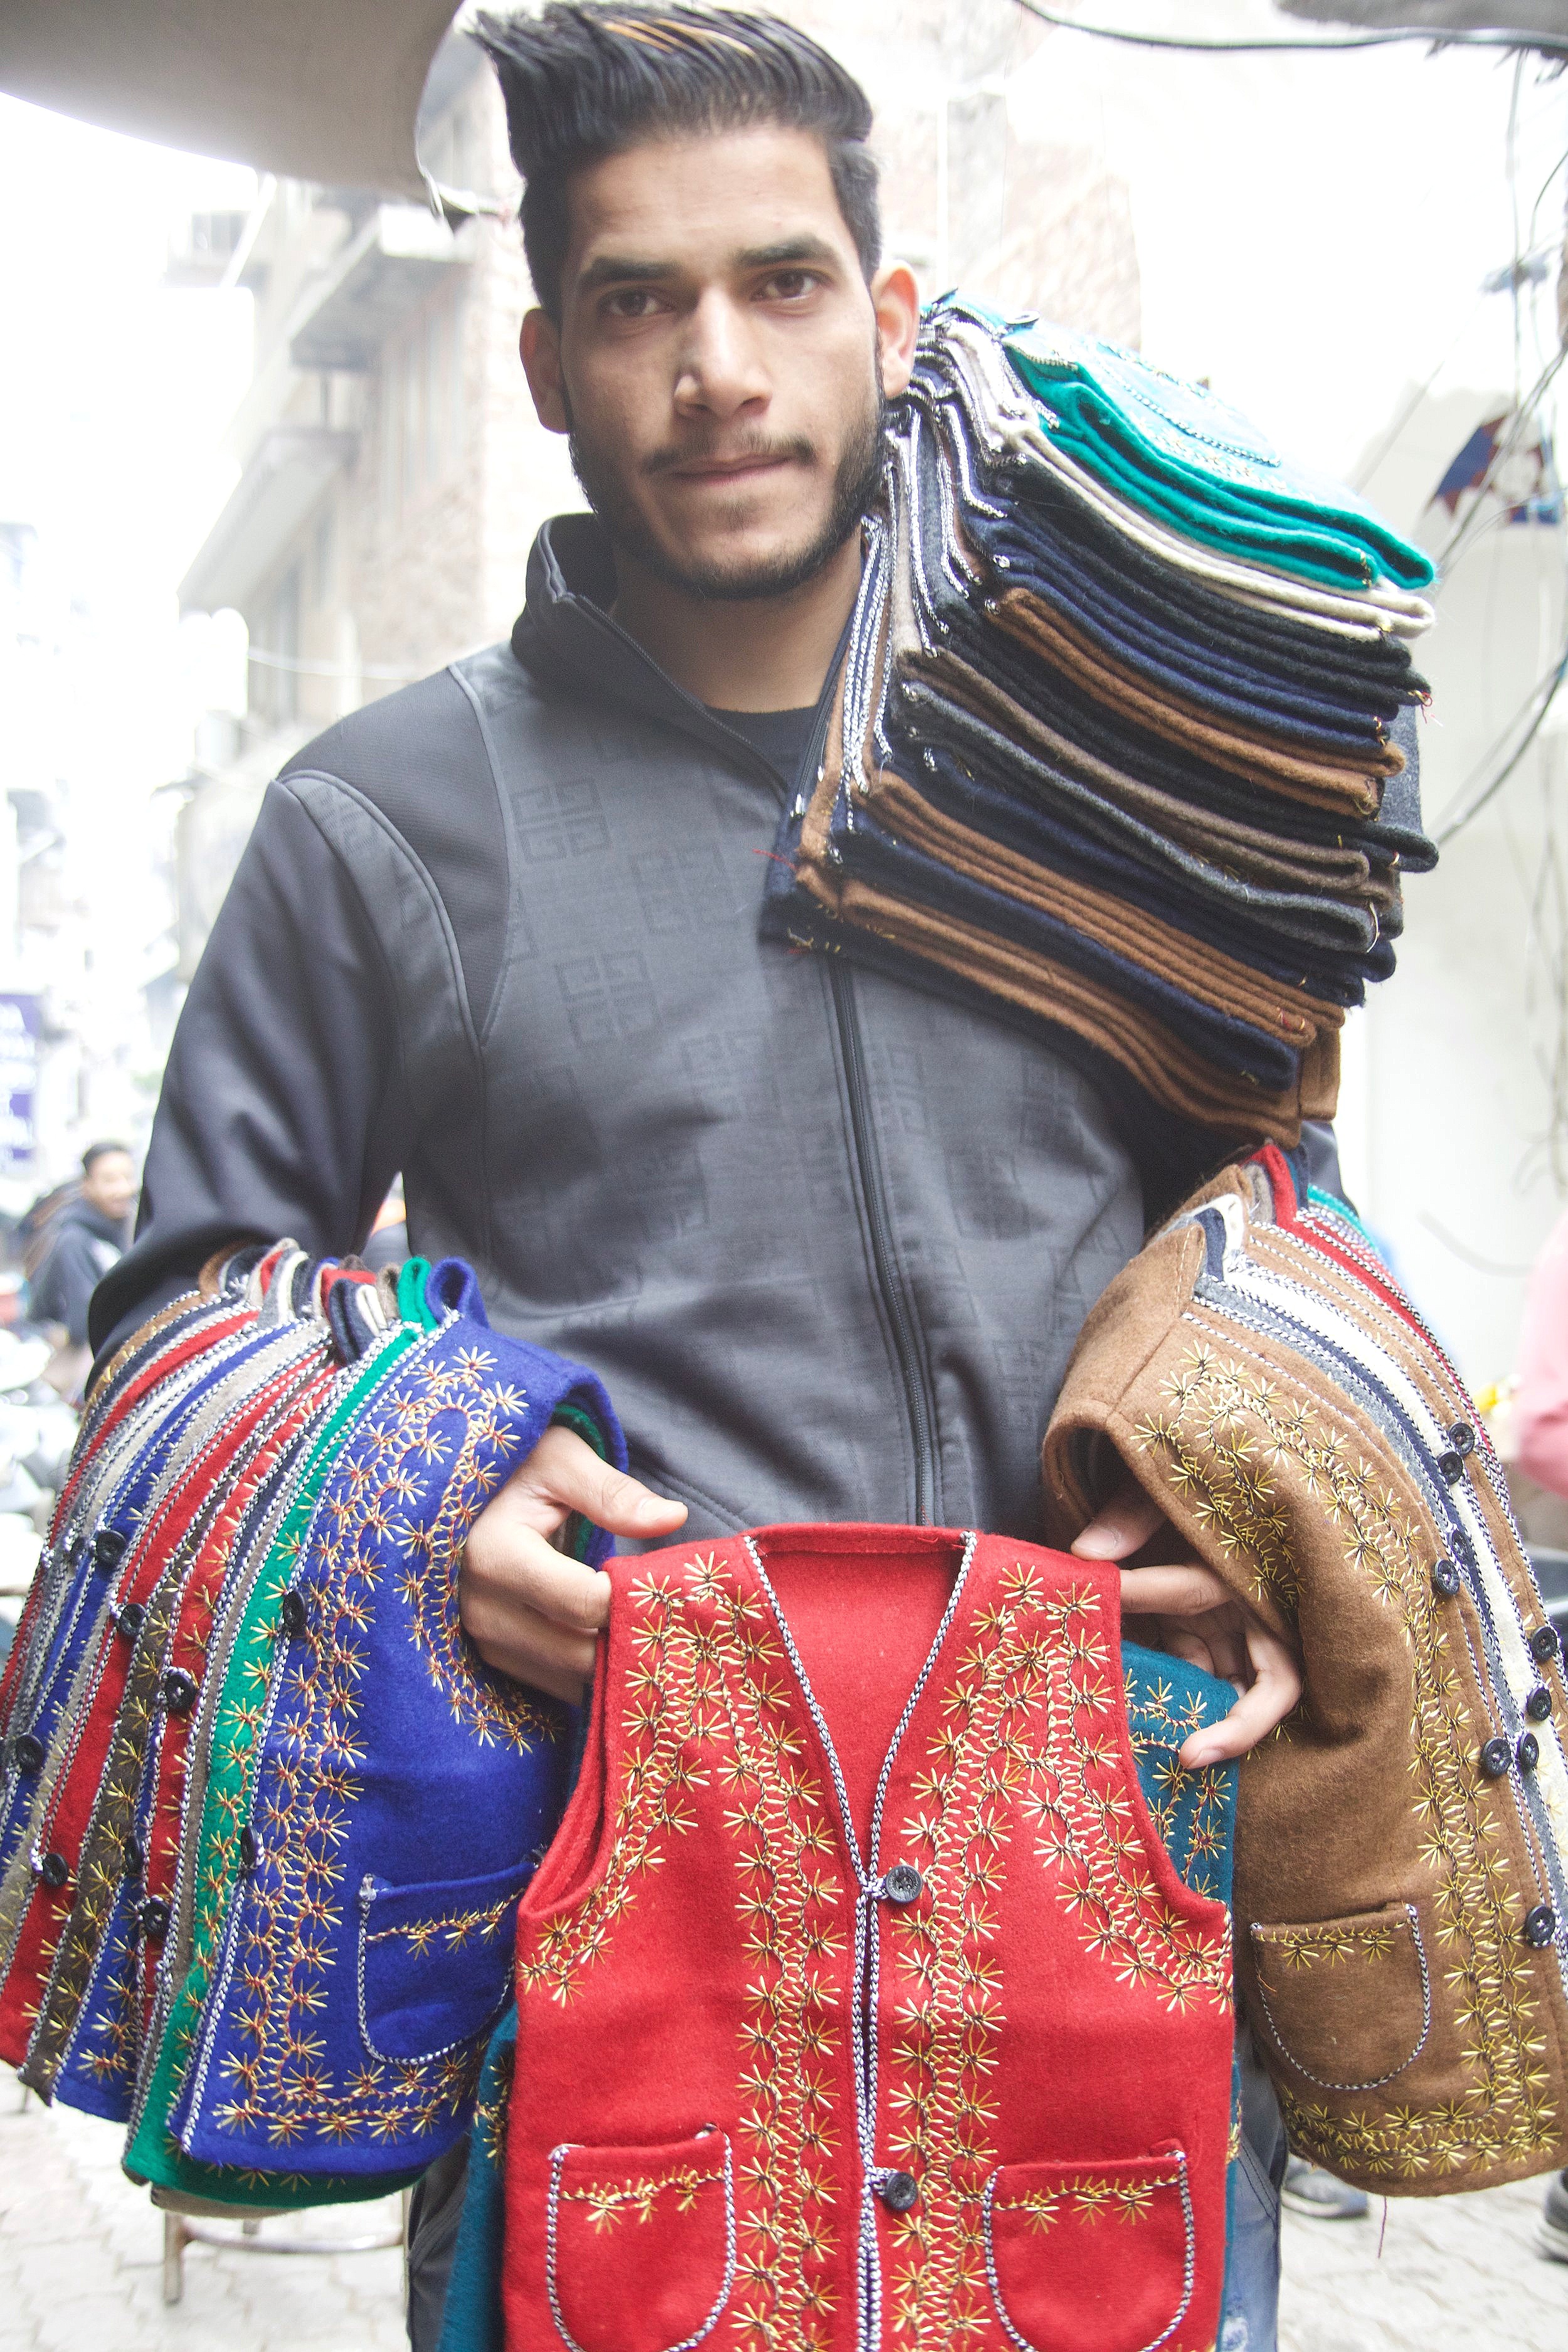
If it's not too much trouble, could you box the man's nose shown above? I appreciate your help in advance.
[672,292,769,421]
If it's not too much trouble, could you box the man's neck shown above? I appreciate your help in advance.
[608,532,862,711]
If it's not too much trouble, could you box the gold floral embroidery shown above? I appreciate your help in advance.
[517,1549,844,2349]
[474,2040,514,2171]
[1123,1668,1231,1905]
[995,2171,1177,2232]
[1262,1922,1398,1972]
[365,1893,518,1959]
[884,1568,1230,2349]
[562,2161,725,2232]
[1138,1330,1558,2178]
[207,1353,555,2152]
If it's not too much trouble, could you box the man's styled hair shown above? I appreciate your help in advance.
[471,4,881,320]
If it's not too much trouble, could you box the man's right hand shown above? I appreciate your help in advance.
[460,1424,687,1702]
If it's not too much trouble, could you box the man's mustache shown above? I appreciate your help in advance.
[641,433,817,479]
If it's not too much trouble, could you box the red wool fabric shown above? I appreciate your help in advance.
[504,1524,1234,2352]
[0,1348,309,2066]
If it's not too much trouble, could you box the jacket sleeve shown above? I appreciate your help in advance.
[89,777,416,1354]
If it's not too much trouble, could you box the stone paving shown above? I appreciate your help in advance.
[1,2074,1566,2349]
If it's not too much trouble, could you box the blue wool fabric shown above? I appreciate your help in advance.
[171,1267,625,2178]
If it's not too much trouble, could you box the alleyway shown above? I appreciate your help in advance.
[1,2078,1564,2352]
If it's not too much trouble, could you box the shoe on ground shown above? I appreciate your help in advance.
[1539,2169,1568,2263]
[1281,2156,1370,2220]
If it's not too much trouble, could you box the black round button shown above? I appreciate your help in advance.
[124,1833,144,1876]
[1523,1904,1557,1949]
[162,1669,199,1717]
[1525,1685,1554,1724]
[1529,1624,1562,1664]
[1435,1451,1465,1486]
[66,1534,88,1570]
[278,1589,308,1639]
[139,1897,171,1940]
[1517,1733,1540,1774]
[1446,1420,1476,1459]
[239,1826,258,1873]
[1479,1736,1511,1779]
[882,1864,924,1905]
[14,1732,44,1772]
[1431,1557,1461,1599]
[93,1527,127,1574]
[40,1851,69,1890]
[878,2171,919,2212]
[115,1602,144,1644]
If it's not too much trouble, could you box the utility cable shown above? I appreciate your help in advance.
[1434,630,1568,845]
[1008,1,1568,57]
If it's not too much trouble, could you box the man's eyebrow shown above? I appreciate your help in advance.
[736,236,839,270]
[576,253,675,292]
[575,234,841,294]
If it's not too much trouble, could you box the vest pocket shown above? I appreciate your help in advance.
[356,1861,530,2063]
[546,2131,734,2352]
[983,2149,1194,2352]
[1249,1900,1432,2091]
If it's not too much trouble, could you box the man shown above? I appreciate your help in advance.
[33,1141,136,1396]
[92,8,1299,2340]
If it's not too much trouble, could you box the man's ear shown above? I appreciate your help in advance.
[871,262,920,402]
[521,307,569,435]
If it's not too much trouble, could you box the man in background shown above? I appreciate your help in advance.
[32,1142,136,1397]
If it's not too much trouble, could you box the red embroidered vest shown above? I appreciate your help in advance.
[504,1525,1234,2352]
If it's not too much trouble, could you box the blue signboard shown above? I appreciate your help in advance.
[0,995,41,1172]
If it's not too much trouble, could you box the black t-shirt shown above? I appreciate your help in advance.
[707,705,817,789]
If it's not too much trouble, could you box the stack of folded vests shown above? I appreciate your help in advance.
[0,1242,623,2212]
[766,299,1438,1147]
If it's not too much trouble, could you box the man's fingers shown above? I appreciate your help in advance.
[1115,1562,1234,1618]
[1072,1471,1167,1561]
[460,1519,612,1702]
[507,1425,689,1540]
[1179,1623,1303,1767]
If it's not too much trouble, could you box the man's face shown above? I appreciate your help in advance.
[522,126,913,600]
[82,1152,135,1223]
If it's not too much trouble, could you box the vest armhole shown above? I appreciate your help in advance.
[525,1669,612,1919]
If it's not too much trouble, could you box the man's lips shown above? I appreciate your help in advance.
[659,453,803,484]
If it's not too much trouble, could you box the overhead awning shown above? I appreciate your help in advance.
[180,423,358,614]
[0,0,464,199]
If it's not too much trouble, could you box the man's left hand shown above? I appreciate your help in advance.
[1072,1471,1302,1769]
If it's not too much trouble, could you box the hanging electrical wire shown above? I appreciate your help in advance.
[1007,1,1568,57]
[1434,628,1568,845]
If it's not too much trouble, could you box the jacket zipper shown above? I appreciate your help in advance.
[829,960,938,1527]
[675,663,941,1528]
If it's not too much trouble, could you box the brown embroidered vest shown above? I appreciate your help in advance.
[502,1523,1234,2352]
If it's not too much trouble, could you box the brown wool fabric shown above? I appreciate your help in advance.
[993,592,1392,817]
[1039,1155,1568,2195]
[792,649,1337,1142]
[854,765,1345,1056]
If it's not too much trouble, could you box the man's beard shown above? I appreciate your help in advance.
[568,384,886,603]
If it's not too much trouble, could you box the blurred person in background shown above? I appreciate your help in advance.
[31,1142,137,1401]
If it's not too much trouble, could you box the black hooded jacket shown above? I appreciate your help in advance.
[93,515,1336,1540]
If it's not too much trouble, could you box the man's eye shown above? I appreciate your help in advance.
[604,289,662,320]
[759,270,818,302]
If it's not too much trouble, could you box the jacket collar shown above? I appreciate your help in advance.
[511,513,797,793]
